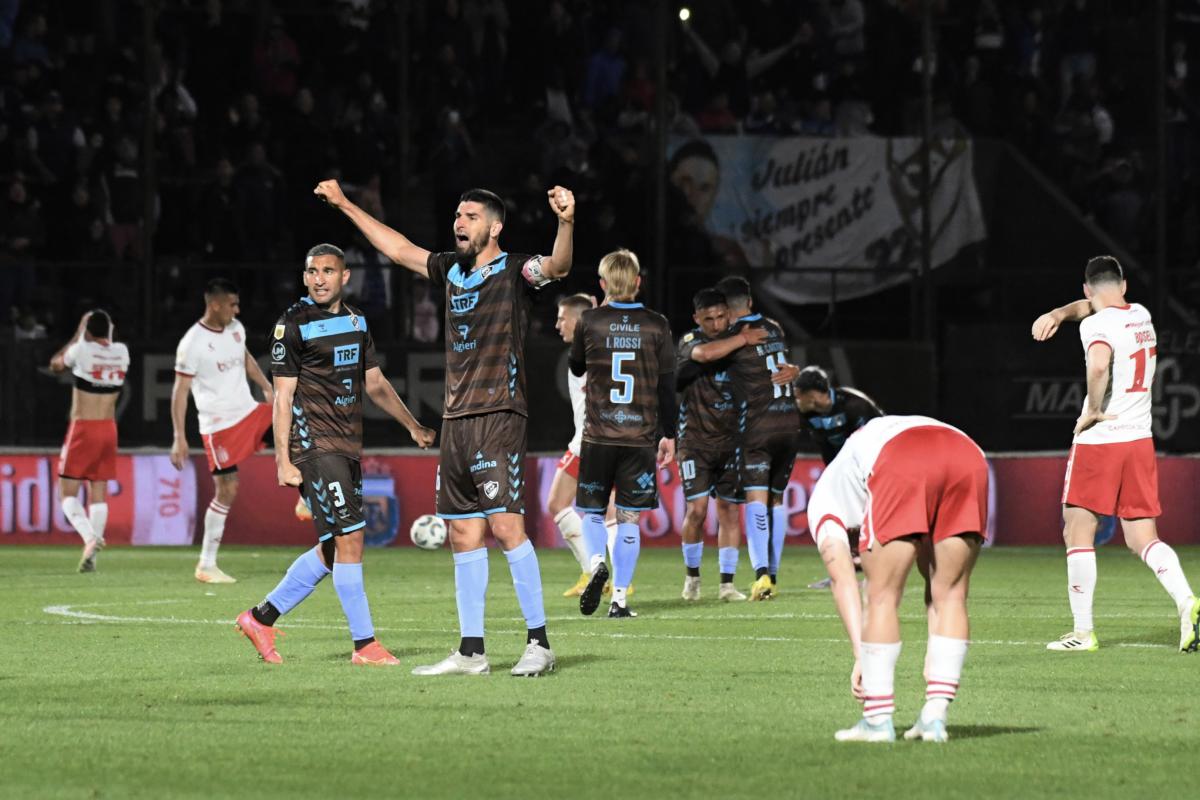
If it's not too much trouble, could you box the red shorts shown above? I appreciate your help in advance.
[202,404,272,473]
[1062,438,1160,518]
[863,426,988,549]
[59,419,118,481]
[558,449,580,480]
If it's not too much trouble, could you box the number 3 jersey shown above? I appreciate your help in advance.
[571,301,674,447]
[1075,302,1155,445]
[270,297,378,464]
[725,313,800,444]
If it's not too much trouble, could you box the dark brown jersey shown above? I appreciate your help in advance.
[675,328,735,451]
[570,302,674,447]
[269,297,379,464]
[427,251,553,419]
[726,313,800,440]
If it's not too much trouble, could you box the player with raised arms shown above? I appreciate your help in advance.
[808,415,988,743]
[49,310,130,573]
[314,178,574,677]
[691,276,799,600]
[235,244,435,666]
[548,292,602,596]
[571,249,677,618]
[1032,255,1200,653]
[794,365,884,590]
[169,278,274,584]
[675,287,767,601]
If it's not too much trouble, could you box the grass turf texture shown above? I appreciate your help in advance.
[3,545,1198,799]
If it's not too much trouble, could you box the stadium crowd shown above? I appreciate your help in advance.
[0,0,1195,338]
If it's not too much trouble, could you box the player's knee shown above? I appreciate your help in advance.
[615,508,640,525]
[547,494,570,517]
[218,481,239,505]
[683,502,707,529]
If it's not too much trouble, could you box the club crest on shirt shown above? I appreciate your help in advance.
[350,313,360,330]
[233,331,242,343]
[683,332,694,343]
[481,266,493,279]
[274,324,286,340]
[483,480,500,500]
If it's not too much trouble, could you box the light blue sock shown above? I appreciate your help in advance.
[769,504,788,576]
[581,512,608,567]
[745,502,770,571]
[719,546,739,577]
[504,539,547,629]
[454,547,488,638]
[682,541,704,569]
[612,522,641,589]
[265,547,330,615]
[332,562,374,641]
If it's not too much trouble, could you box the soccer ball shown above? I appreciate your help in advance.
[409,514,447,550]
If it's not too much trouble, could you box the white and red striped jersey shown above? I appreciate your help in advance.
[175,319,257,435]
[65,338,130,389]
[567,366,586,456]
[805,415,966,545]
[1076,303,1155,445]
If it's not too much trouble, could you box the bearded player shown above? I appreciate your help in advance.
[170,278,274,584]
[316,178,574,676]
[49,310,130,572]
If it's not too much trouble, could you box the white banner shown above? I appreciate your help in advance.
[669,136,987,303]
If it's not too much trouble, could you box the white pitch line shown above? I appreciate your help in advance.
[40,604,1175,649]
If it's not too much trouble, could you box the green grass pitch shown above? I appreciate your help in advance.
[3,545,1198,799]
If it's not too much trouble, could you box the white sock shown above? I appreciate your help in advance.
[200,500,229,568]
[861,640,901,722]
[88,502,109,542]
[1140,539,1195,615]
[612,586,627,607]
[554,508,590,572]
[61,496,96,543]
[606,520,618,558]
[1066,547,1097,634]
[921,634,968,723]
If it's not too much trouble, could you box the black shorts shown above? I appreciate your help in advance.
[436,411,528,518]
[677,443,742,503]
[297,454,364,542]
[738,432,800,496]
[576,440,659,513]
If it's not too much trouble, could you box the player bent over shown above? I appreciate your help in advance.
[547,292,600,595]
[807,416,988,743]
[170,278,275,584]
[675,288,767,601]
[1032,255,1200,653]
[49,311,130,572]
[570,250,677,618]
[317,178,573,676]
[236,244,435,665]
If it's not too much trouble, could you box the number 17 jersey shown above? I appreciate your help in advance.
[570,301,674,447]
[1075,303,1155,445]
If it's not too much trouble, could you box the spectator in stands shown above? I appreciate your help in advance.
[100,136,142,261]
[583,28,626,112]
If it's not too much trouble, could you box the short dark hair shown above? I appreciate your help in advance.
[692,288,727,311]
[795,365,831,394]
[714,276,751,307]
[86,309,112,338]
[305,243,345,267]
[204,277,239,299]
[558,293,594,313]
[669,139,718,174]
[1084,255,1123,286]
[459,188,506,223]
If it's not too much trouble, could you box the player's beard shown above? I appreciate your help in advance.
[454,231,488,266]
